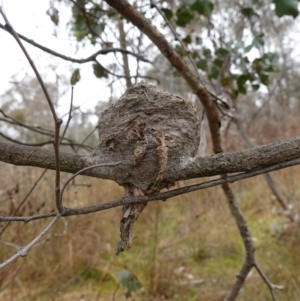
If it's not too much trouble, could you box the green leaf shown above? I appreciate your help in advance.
[221,77,232,89]
[93,63,108,78]
[175,44,186,56]
[115,270,142,298]
[252,83,260,91]
[176,5,194,27]
[195,36,202,45]
[203,47,212,58]
[241,7,258,17]
[213,58,223,68]
[263,52,279,63]
[237,73,253,94]
[239,56,250,72]
[237,84,246,94]
[182,0,197,4]
[252,33,264,48]
[215,47,229,58]
[259,73,269,85]
[161,8,173,20]
[209,66,219,79]
[232,89,239,99]
[273,0,299,18]
[191,0,214,18]
[196,60,207,71]
[70,69,81,85]
[182,35,192,45]
[244,44,253,53]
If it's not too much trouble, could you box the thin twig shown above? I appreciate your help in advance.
[60,86,74,145]
[59,162,122,202]
[1,156,300,223]
[33,217,68,249]
[0,8,63,213]
[255,262,283,301]
[0,110,92,151]
[0,23,151,63]
[93,58,158,82]
[0,9,59,125]
[232,114,298,222]
[0,214,61,270]
[75,127,97,154]
[0,240,19,249]
[0,169,48,236]
[150,0,201,79]
[0,212,57,222]
[0,131,93,151]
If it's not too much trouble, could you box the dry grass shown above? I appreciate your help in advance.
[0,151,300,300]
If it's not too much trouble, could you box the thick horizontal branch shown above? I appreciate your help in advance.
[2,155,300,222]
[0,23,151,64]
[0,136,300,182]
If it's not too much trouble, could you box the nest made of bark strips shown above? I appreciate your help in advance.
[91,82,201,193]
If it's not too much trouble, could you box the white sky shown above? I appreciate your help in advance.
[0,0,117,118]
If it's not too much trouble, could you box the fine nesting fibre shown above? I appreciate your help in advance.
[92,81,201,193]
[91,82,201,253]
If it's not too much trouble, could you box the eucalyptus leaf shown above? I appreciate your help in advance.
[70,69,81,85]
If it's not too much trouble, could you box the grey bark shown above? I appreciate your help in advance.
[0,135,299,182]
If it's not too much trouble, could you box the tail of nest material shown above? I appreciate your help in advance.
[117,186,146,255]
[93,82,201,255]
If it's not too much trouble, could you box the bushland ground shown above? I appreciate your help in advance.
[0,119,300,301]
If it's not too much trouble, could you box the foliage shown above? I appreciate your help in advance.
[54,0,300,106]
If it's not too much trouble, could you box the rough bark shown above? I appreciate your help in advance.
[1,135,299,182]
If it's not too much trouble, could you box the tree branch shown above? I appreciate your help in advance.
[0,214,61,270]
[0,135,299,181]
[103,0,221,152]
[0,7,63,212]
[1,156,300,223]
[0,23,151,64]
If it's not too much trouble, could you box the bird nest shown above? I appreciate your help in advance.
[91,82,200,193]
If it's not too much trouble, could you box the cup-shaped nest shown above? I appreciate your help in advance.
[92,82,200,193]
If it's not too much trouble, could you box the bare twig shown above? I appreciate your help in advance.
[118,19,132,88]
[0,212,57,222]
[1,156,300,223]
[0,8,63,212]
[0,110,92,151]
[0,109,53,136]
[33,217,68,249]
[150,0,201,80]
[0,240,19,249]
[233,113,298,222]
[255,262,283,301]
[60,87,74,145]
[69,0,103,40]
[0,9,59,126]
[0,23,151,64]
[0,214,61,270]
[0,131,93,151]
[93,59,159,82]
[0,169,48,236]
[59,162,122,203]
[75,128,97,154]
[222,181,255,301]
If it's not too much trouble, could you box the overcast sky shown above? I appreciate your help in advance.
[0,0,118,117]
